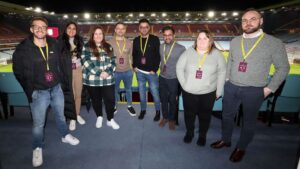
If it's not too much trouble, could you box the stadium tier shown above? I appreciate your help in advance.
[0,22,27,43]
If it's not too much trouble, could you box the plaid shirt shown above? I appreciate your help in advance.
[81,44,116,86]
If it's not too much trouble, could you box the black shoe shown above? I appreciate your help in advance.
[113,107,117,115]
[175,120,179,126]
[127,106,136,117]
[153,110,160,121]
[138,111,146,120]
[183,133,194,144]
[196,137,206,146]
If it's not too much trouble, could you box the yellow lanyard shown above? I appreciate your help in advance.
[241,33,265,61]
[163,41,176,64]
[38,43,49,70]
[116,36,126,57]
[140,35,149,56]
[197,49,208,69]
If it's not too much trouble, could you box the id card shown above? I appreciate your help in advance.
[195,69,203,79]
[72,63,76,70]
[141,57,146,65]
[162,65,167,73]
[238,61,247,72]
[45,71,54,82]
[119,58,124,64]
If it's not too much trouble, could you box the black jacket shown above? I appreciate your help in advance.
[132,34,161,72]
[57,35,84,120]
[12,35,76,119]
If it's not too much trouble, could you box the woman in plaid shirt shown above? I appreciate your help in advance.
[81,26,120,130]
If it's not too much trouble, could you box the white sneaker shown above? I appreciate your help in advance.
[107,119,120,130]
[96,116,103,128]
[62,134,80,146]
[69,120,76,131]
[32,147,43,167]
[77,115,86,125]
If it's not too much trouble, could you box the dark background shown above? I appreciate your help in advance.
[4,0,292,13]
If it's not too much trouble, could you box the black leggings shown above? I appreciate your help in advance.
[182,90,216,138]
[86,85,115,121]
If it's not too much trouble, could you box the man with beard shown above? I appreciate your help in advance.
[132,19,161,121]
[13,17,80,167]
[159,26,185,130]
[210,9,290,162]
[108,22,136,116]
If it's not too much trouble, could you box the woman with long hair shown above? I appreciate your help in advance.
[81,26,119,130]
[58,21,85,131]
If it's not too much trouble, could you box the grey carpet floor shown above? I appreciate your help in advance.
[0,103,299,169]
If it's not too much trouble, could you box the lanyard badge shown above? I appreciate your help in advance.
[140,36,149,65]
[44,71,54,82]
[119,58,124,64]
[238,61,247,72]
[141,57,146,64]
[195,69,203,79]
[116,37,126,65]
[162,65,167,73]
[239,33,265,73]
[195,50,207,79]
[39,43,54,83]
[163,41,176,75]
[72,63,76,69]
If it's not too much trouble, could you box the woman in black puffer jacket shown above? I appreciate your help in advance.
[58,21,85,131]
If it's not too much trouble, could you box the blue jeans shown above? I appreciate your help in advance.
[115,70,133,106]
[136,71,160,111]
[30,84,68,149]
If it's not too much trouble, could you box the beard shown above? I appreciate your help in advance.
[243,24,261,34]
[165,39,173,44]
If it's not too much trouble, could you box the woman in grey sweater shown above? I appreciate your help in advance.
[176,30,226,146]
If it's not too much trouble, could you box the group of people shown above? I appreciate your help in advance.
[12,8,290,167]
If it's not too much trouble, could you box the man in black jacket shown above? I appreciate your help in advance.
[132,18,161,121]
[12,17,80,167]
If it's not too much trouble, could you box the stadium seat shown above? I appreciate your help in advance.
[213,97,223,111]
[268,74,300,126]
[0,72,29,119]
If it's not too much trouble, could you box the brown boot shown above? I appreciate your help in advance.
[159,119,168,127]
[169,121,176,130]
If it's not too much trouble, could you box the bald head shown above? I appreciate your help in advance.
[242,8,262,18]
[241,9,263,34]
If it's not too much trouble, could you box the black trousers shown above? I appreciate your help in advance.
[222,81,264,150]
[159,76,179,121]
[182,90,216,138]
[86,85,115,121]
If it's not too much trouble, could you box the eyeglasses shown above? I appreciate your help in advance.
[139,26,149,29]
[163,34,174,37]
[32,25,47,31]
[241,17,260,24]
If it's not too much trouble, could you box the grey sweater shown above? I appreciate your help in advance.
[159,42,186,79]
[226,33,290,92]
[176,47,226,97]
